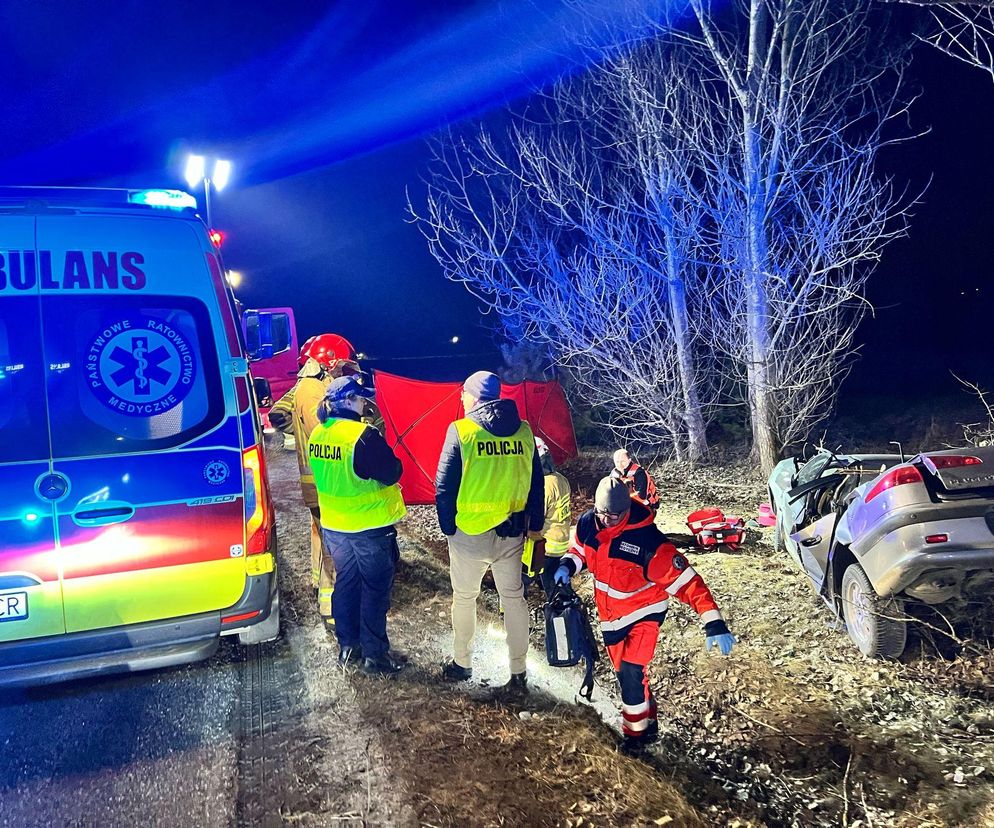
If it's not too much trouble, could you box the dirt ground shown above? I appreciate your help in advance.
[269,440,994,827]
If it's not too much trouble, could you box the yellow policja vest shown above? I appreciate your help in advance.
[454,418,534,535]
[308,418,406,533]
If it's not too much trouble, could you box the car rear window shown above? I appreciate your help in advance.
[0,296,50,463]
[43,295,225,458]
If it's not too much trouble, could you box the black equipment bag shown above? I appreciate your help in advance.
[544,585,600,700]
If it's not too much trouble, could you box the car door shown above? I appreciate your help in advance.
[791,514,838,588]
[0,217,65,642]
[37,215,249,633]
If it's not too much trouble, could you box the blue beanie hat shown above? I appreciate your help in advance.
[463,371,501,402]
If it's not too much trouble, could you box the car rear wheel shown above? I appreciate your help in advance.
[238,590,281,645]
[840,565,906,659]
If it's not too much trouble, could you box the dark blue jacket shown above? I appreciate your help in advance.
[435,398,544,537]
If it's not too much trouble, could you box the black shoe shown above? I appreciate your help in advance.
[338,646,362,666]
[361,654,406,675]
[441,660,472,682]
[498,672,528,698]
[621,727,657,756]
[621,735,648,756]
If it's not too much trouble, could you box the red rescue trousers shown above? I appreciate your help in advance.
[606,621,659,739]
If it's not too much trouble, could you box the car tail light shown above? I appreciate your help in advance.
[924,455,983,469]
[865,465,924,503]
[925,534,948,544]
[243,445,271,554]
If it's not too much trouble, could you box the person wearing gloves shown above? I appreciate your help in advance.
[554,477,736,751]
[435,370,545,695]
[308,375,408,675]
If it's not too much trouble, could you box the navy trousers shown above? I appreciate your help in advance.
[321,525,399,660]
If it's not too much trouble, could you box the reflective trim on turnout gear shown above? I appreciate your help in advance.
[665,566,698,595]
[593,580,655,600]
[700,608,723,624]
[309,418,406,533]
[453,418,535,536]
[599,599,670,633]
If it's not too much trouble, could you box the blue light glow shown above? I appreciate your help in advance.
[23,512,39,523]
[128,189,197,209]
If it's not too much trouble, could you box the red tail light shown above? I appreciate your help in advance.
[242,445,271,554]
[209,229,224,248]
[925,455,983,469]
[925,534,948,544]
[865,465,924,503]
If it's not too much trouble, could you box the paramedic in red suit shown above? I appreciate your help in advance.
[554,477,736,750]
[610,449,659,512]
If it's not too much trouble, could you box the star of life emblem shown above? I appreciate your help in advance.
[86,317,196,416]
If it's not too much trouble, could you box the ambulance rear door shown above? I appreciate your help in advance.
[37,213,249,633]
[0,216,65,642]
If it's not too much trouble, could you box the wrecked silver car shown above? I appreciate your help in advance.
[768,447,994,658]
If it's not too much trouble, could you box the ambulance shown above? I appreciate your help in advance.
[0,187,279,687]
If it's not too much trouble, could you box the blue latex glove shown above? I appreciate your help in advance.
[553,566,571,586]
[705,633,736,656]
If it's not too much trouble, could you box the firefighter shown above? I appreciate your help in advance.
[522,437,573,598]
[610,449,660,512]
[554,476,736,751]
[308,375,408,673]
[435,371,545,694]
[270,334,361,635]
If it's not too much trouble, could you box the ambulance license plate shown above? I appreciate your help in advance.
[0,591,28,622]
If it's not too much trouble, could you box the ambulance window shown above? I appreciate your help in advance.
[0,297,50,463]
[43,295,225,457]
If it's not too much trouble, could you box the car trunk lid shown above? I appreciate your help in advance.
[920,448,994,494]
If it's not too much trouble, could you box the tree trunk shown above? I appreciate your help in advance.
[664,238,708,463]
[740,0,779,476]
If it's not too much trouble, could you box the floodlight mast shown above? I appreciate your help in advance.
[183,154,231,228]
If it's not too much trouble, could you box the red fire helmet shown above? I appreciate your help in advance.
[299,333,356,370]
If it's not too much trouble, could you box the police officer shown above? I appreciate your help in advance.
[435,371,544,694]
[270,335,362,635]
[308,375,408,674]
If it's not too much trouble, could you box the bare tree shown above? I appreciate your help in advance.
[410,50,722,461]
[412,0,914,471]
[897,1,994,79]
[411,117,713,456]
[650,0,917,471]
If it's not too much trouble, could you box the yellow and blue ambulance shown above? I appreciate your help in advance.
[0,187,279,686]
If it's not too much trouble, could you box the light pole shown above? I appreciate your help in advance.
[184,155,231,228]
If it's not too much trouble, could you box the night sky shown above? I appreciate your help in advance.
[1,0,991,391]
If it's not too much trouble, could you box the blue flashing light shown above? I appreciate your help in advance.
[128,189,197,210]
[23,512,39,523]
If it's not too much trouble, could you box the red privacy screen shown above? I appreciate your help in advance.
[373,371,578,505]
